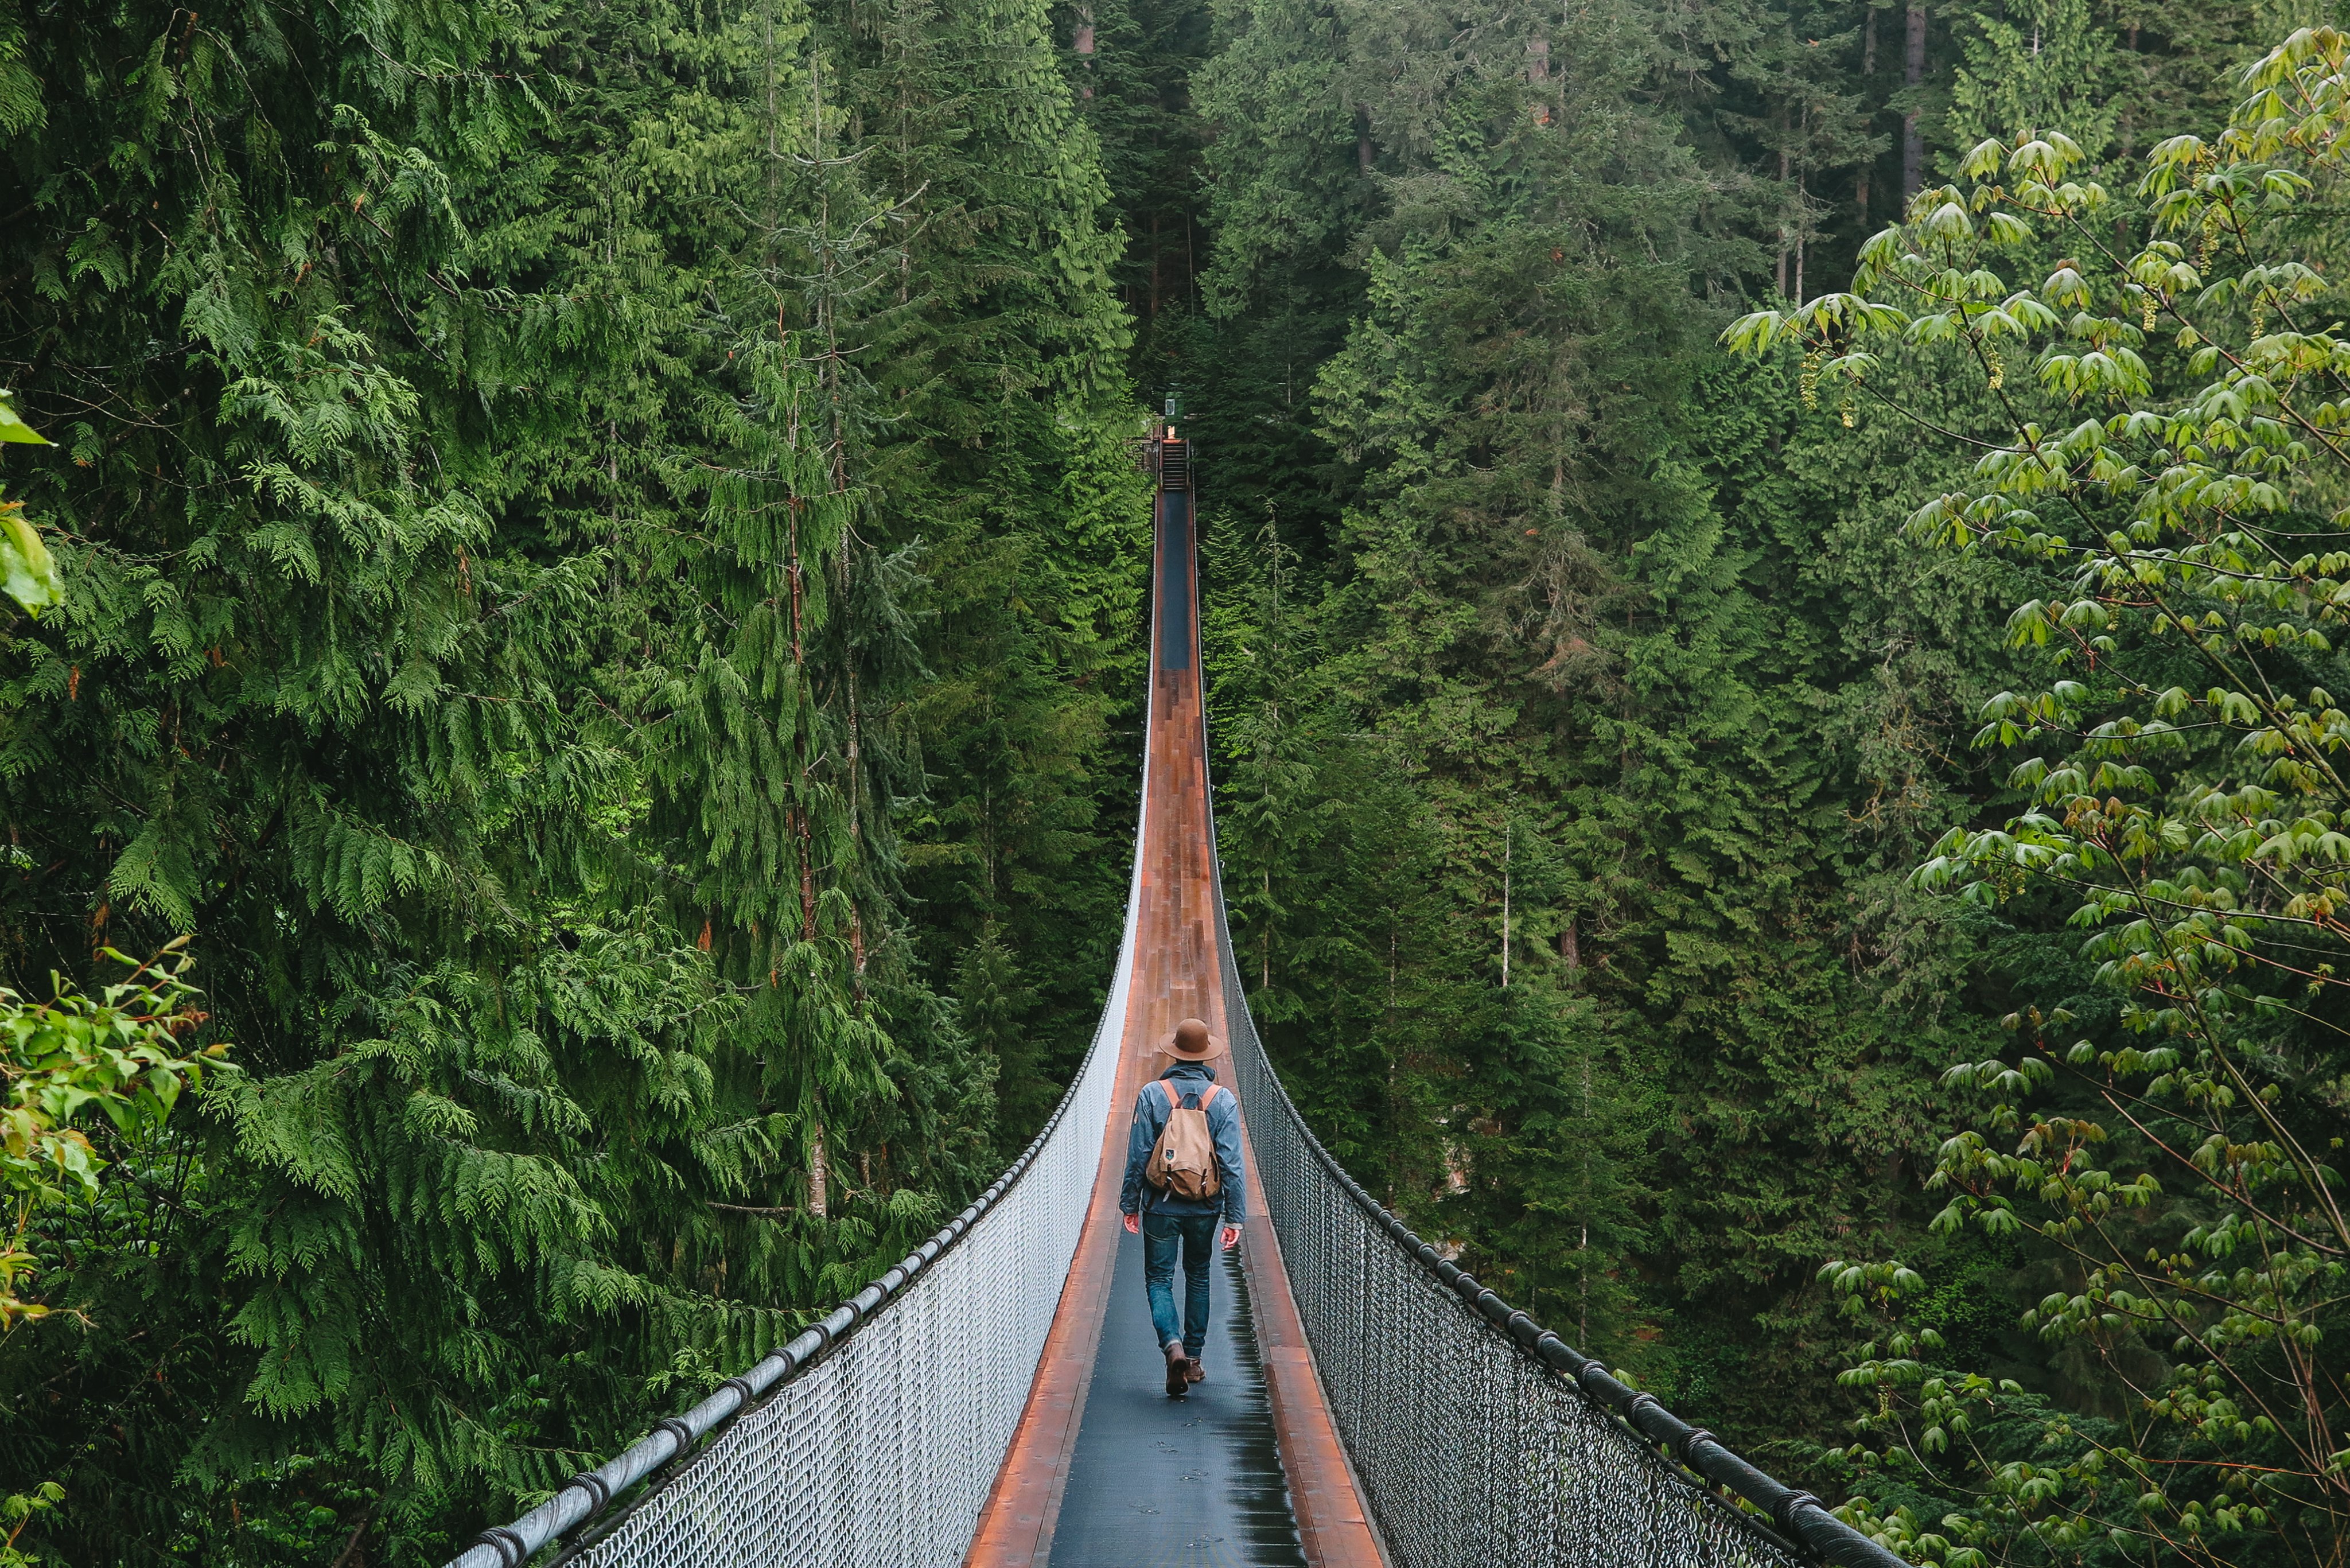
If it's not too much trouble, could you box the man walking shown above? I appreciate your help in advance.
[1119,1018,1247,1397]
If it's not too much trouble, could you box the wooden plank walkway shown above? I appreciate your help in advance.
[964,456,1387,1568]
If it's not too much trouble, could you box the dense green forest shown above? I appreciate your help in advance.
[5,0,2350,1563]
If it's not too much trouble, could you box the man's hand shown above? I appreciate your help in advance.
[1123,1213,1139,1235]
[1220,1224,1241,1252]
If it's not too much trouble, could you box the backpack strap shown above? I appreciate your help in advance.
[1160,1076,1232,1114]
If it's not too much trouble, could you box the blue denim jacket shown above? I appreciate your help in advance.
[1118,1063,1248,1223]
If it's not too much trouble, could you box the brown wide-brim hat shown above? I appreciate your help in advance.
[1168,1018,1216,1060]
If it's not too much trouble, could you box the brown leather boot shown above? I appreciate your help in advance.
[1164,1340,1189,1397]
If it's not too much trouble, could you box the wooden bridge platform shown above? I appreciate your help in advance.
[963,458,1387,1568]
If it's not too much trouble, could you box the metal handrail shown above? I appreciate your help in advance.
[1202,788,1907,1568]
[448,504,1168,1568]
[446,441,1911,1568]
[446,1051,1103,1568]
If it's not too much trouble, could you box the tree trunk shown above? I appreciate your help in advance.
[808,1118,830,1220]
[1902,3,1927,203]
[1856,6,1876,227]
[1776,124,1790,299]
[1795,171,1806,304]
[1499,819,1512,989]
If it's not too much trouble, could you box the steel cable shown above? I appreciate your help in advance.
[442,829,1139,1568]
[1204,835,1907,1568]
[449,472,1907,1568]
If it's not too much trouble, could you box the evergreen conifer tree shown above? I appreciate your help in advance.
[0,0,1134,1556]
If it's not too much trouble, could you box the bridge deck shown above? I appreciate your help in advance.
[1047,1236,1301,1566]
[964,469,1385,1568]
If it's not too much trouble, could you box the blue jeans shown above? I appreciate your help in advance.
[1142,1211,1217,1357]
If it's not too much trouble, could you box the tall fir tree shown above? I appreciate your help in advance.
[0,0,1134,1558]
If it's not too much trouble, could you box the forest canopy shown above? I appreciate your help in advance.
[3,1,2348,1565]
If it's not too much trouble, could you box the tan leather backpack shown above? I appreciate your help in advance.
[1145,1080,1225,1201]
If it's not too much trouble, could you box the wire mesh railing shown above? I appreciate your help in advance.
[447,898,1134,1568]
[1205,871,1906,1568]
[448,461,1911,1568]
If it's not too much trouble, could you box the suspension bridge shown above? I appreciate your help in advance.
[449,427,1907,1568]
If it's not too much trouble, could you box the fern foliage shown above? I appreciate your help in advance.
[0,0,1130,1559]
